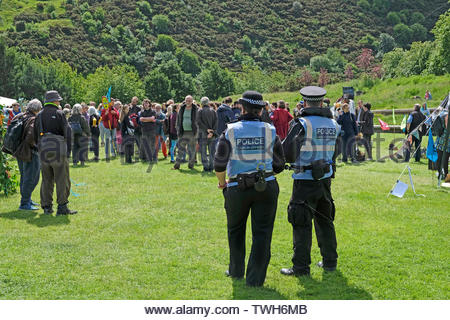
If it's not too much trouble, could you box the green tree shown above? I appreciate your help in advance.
[411,12,425,25]
[382,48,405,78]
[393,23,413,48]
[397,41,434,77]
[176,48,201,76]
[410,23,428,42]
[144,69,172,102]
[357,0,370,11]
[242,35,252,52]
[83,65,144,104]
[325,48,347,73]
[197,61,235,100]
[154,34,178,53]
[428,10,450,75]
[152,14,169,34]
[137,1,152,17]
[310,55,332,72]
[386,12,401,25]
[371,0,390,14]
[378,33,396,55]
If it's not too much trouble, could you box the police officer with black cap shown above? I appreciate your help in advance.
[281,86,341,277]
[35,90,77,216]
[214,91,285,287]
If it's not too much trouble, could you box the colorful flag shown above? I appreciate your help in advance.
[106,86,112,102]
[378,118,390,131]
[400,115,407,132]
[392,107,396,125]
[426,130,438,162]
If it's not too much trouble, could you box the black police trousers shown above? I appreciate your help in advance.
[288,178,337,273]
[223,180,279,286]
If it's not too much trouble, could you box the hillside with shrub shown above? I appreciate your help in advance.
[0,0,449,103]
[1,0,448,75]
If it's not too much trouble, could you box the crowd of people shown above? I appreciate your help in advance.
[3,88,449,214]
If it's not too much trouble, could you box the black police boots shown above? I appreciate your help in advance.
[56,205,78,216]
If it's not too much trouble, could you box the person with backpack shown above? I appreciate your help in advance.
[13,99,42,210]
[68,104,90,166]
[34,90,77,216]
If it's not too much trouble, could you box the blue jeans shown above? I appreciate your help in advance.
[18,152,41,207]
[170,139,178,161]
[104,128,117,158]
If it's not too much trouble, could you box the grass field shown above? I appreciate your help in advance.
[0,134,448,300]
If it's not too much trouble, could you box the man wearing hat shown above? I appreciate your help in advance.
[197,96,218,172]
[281,86,341,277]
[214,91,285,287]
[34,90,77,216]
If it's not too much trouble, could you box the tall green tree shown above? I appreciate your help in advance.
[197,62,235,100]
[144,69,172,102]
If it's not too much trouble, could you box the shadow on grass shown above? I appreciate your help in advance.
[231,279,288,300]
[0,210,70,228]
[296,270,372,300]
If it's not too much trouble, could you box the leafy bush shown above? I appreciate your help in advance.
[393,23,412,48]
[154,34,177,53]
[386,12,401,25]
[152,14,169,34]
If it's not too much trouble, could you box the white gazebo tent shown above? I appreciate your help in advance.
[0,96,17,107]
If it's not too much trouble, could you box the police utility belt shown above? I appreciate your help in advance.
[288,159,331,180]
[229,171,274,192]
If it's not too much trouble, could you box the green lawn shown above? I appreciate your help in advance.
[0,134,448,299]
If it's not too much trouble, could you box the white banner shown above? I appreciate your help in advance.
[0,300,448,320]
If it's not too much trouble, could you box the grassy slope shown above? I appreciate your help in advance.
[231,75,450,111]
[0,134,448,299]
[0,0,65,31]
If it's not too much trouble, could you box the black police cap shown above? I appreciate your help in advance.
[299,86,327,102]
[239,91,265,109]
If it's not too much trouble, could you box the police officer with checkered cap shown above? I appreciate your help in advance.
[214,91,285,286]
[281,86,341,276]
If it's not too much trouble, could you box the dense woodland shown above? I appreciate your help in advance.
[0,0,449,103]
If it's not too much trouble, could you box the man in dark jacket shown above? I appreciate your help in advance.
[15,99,42,210]
[405,104,426,162]
[337,103,358,163]
[216,97,234,135]
[34,90,76,216]
[173,95,198,170]
[360,103,374,160]
[197,96,218,172]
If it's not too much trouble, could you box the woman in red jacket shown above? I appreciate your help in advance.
[270,100,293,140]
[101,101,120,160]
